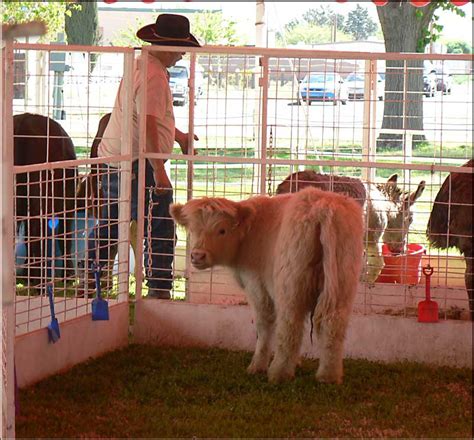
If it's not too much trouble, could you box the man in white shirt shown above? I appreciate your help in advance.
[91,14,200,299]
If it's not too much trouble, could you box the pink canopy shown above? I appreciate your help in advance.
[338,0,469,5]
[103,0,469,4]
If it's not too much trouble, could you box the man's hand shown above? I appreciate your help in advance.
[175,128,199,155]
[151,159,172,195]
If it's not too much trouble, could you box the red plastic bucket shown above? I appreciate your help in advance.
[376,243,425,285]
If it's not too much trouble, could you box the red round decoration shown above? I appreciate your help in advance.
[450,1,469,6]
[372,0,389,5]
[410,1,431,6]
[103,0,118,3]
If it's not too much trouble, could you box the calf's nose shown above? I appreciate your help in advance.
[191,249,207,265]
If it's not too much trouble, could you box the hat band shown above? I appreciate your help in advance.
[152,29,193,42]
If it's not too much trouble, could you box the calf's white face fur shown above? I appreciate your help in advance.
[170,187,364,384]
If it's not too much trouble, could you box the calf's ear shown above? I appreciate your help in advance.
[236,204,256,232]
[170,203,187,226]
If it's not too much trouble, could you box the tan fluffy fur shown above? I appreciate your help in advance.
[171,187,364,384]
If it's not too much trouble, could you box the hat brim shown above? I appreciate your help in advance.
[136,23,201,47]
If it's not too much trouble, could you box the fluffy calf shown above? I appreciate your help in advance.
[171,187,364,384]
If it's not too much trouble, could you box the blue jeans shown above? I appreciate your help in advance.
[88,160,175,291]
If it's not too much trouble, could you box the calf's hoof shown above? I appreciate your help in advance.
[247,358,268,375]
[247,363,266,375]
[267,362,295,383]
[316,368,343,384]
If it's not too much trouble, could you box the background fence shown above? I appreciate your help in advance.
[9,43,473,321]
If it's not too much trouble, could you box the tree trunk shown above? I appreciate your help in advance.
[65,1,99,73]
[376,1,437,149]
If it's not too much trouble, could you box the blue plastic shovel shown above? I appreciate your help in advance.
[47,284,60,343]
[92,263,109,321]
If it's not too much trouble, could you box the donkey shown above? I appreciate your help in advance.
[277,170,425,283]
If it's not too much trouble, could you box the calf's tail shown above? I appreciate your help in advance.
[311,197,364,331]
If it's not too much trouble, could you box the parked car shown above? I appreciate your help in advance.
[345,72,385,101]
[423,69,437,98]
[436,71,453,95]
[168,60,204,106]
[298,72,348,105]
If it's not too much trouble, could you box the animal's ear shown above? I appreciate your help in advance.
[384,174,399,193]
[406,181,425,206]
[387,174,398,185]
[170,203,187,226]
[236,204,256,232]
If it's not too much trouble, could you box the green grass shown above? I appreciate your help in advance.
[452,74,471,85]
[16,344,472,438]
[17,139,466,296]
[75,145,90,158]
[171,139,470,252]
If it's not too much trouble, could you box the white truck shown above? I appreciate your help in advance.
[168,59,204,106]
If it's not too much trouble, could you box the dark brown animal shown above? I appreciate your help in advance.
[76,113,138,293]
[14,113,77,289]
[427,160,473,320]
[77,112,137,252]
[276,170,367,206]
[76,112,111,209]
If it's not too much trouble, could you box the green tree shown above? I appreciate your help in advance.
[110,18,149,48]
[65,1,98,46]
[191,11,239,45]
[111,12,241,47]
[446,40,472,54]
[1,0,75,42]
[277,6,350,47]
[284,18,300,31]
[302,6,345,29]
[344,4,378,41]
[376,0,466,149]
[65,1,100,73]
[277,21,350,47]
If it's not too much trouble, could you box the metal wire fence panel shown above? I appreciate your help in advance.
[139,46,472,320]
[7,44,473,336]
[10,45,134,336]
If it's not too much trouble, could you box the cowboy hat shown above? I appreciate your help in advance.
[136,14,200,47]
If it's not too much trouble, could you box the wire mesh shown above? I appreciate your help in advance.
[161,48,472,319]
[12,45,133,335]
[9,44,473,334]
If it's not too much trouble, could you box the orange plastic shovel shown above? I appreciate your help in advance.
[418,265,438,323]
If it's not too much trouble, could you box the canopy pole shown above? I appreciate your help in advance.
[255,1,266,47]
